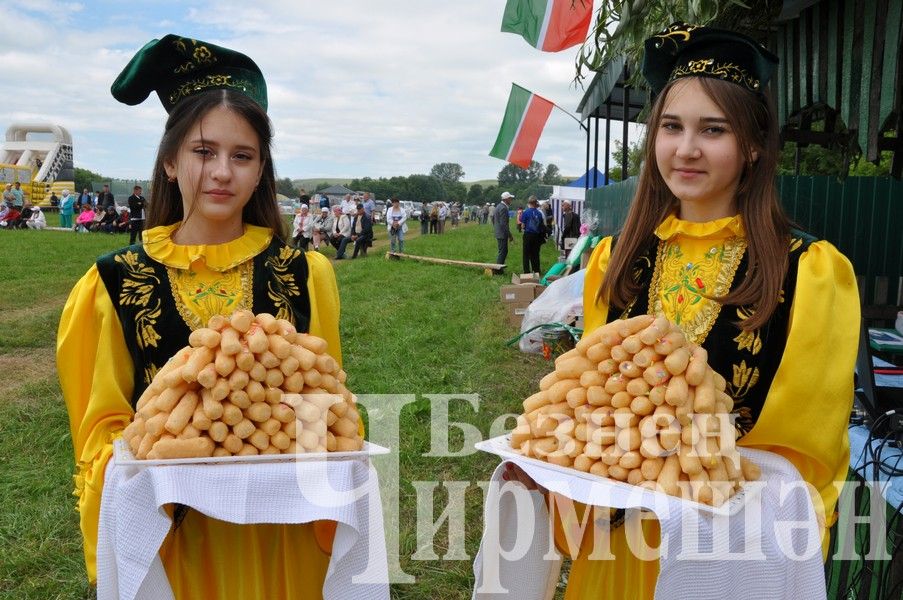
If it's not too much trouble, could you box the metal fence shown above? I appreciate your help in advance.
[584,175,903,319]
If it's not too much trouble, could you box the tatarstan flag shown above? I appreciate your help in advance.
[489,84,555,169]
[501,0,593,52]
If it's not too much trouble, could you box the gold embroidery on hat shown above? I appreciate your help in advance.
[172,38,218,75]
[653,23,700,48]
[167,74,256,106]
[671,59,761,91]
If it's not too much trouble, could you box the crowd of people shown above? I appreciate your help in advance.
[291,194,374,259]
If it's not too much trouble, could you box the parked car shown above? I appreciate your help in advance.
[372,200,387,223]
[410,201,423,220]
[400,200,416,217]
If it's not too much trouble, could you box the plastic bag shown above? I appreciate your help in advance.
[518,269,585,354]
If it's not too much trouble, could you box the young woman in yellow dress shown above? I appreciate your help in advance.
[57,35,342,598]
[505,23,859,599]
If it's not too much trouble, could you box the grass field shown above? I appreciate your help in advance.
[0,220,565,599]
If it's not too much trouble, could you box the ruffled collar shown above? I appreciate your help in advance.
[654,213,745,241]
[143,223,273,271]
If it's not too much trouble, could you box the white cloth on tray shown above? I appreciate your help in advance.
[473,448,827,600]
[97,453,389,600]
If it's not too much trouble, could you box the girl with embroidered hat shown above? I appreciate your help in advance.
[57,35,345,597]
[504,23,859,598]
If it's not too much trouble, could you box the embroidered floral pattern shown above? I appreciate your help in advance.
[648,237,746,344]
[114,251,162,350]
[671,58,761,90]
[167,262,253,330]
[652,23,700,48]
[733,306,762,355]
[266,246,302,322]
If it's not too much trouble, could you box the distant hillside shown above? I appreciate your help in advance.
[292,178,354,191]
[463,179,498,190]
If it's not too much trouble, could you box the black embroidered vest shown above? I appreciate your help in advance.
[607,230,816,435]
[96,238,311,409]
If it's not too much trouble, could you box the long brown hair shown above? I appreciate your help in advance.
[600,76,791,331]
[146,89,285,239]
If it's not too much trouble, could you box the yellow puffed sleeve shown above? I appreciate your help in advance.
[582,236,613,334]
[740,240,859,542]
[57,265,135,584]
[304,250,341,367]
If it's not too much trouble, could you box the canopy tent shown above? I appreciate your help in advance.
[565,167,608,188]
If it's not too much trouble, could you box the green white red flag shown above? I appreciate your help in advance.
[501,0,593,52]
[489,84,555,169]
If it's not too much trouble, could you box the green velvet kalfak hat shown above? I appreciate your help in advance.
[642,23,778,96]
[111,34,267,112]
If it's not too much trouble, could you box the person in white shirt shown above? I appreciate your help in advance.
[438,202,449,234]
[385,196,408,253]
[291,204,313,250]
[26,205,46,229]
[329,205,352,257]
[340,194,356,216]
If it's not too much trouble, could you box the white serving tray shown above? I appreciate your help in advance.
[476,434,759,516]
[114,437,389,468]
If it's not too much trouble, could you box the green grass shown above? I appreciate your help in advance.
[0,222,562,599]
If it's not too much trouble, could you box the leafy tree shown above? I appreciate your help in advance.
[608,138,644,181]
[429,162,465,183]
[275,177,298,197]
[542,163,564,185]
[406,174,447,201]
[498,160,543,185]
[467,183,484,202]
[74,167,106,192]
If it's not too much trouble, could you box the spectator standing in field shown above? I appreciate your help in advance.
[419,201,429,234]
[50,192,59,207]
[2,184,14,206]
[386,196,407,253]
[350,203,373,259]
[77,188,92,209]
[541,199,553,231]
[127,185,146,244]
[494,192,514,267]
[292,204,313,250]
[521,196,546,275]
[98,184,115,210]
[451,203,460,228]
[27,205,46,229]
[438,201,448,234]
[559,200,581,251]
[340,194,355,216]
[362,192,375,219]
[516,206,524,233]
[11,181,25,209]
[318,193,330,210]
[59,189,76,229]
[428,201,439,234]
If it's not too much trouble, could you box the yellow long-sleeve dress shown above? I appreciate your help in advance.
[559,214,859,599]
[57,223,342,598]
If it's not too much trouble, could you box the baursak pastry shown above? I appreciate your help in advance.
[123,310,363,459]
[511,315,760,507]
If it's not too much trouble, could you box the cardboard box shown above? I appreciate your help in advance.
[507,303,530,328]
[500,283,542,304]
[533,284,547,299]
[511,272,541,285]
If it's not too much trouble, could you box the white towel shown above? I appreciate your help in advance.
[473,448,827,600]
[97,455,389,600]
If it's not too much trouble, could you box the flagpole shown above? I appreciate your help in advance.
[512,83,588,131]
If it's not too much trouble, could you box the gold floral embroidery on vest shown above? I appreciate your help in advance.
[733,306,762,355]
[167,262,253,331]
[144,362,159,387]
[114,251,162,350]
[729,360,760,398]
[266,246,302,323]
[648,236,746,344]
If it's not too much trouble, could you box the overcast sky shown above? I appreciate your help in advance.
[1,1,642,182]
